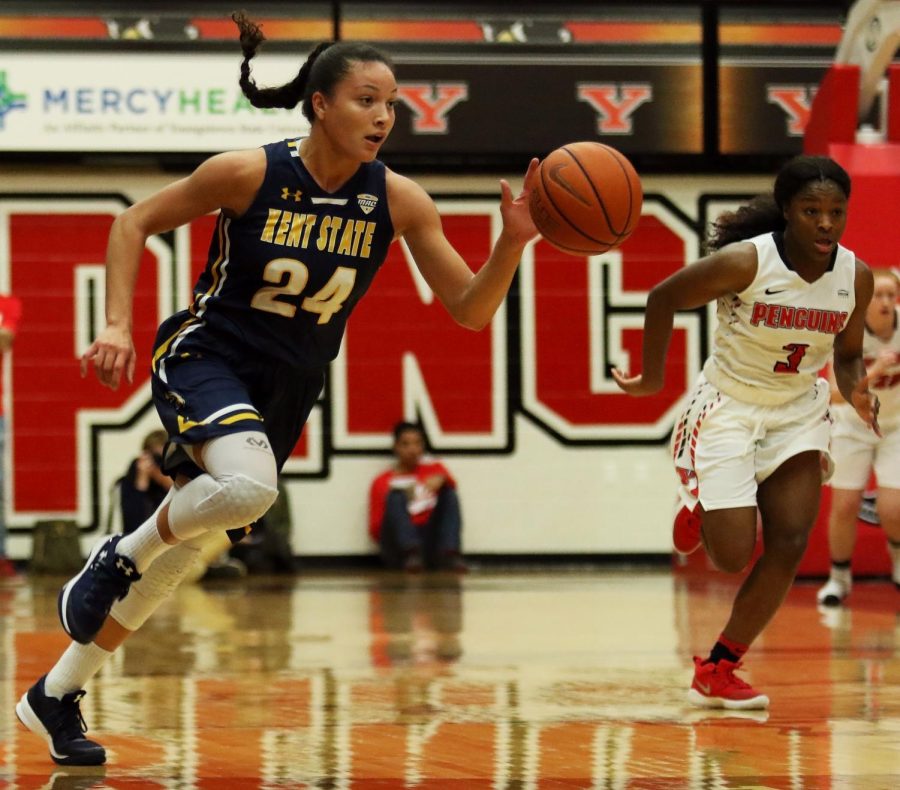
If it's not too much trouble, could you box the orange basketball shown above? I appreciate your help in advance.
[528,142,643,256]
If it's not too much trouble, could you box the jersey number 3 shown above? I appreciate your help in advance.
[774,342,809,374]
[251,258,357,324]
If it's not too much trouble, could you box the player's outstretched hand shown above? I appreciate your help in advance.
[849,373,881,437]
[498,158,540,246]
[611,367,662,397]
[80,325,136,390]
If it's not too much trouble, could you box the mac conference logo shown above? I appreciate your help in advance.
[0,71,26,129]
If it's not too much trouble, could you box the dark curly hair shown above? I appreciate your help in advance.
[706,156,851,252]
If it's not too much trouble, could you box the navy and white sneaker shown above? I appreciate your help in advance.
[15,675,106,765]
[58,534,140,644]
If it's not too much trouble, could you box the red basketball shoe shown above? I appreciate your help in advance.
[673,504,702,555]
[687,656,769,710]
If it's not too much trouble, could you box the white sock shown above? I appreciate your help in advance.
[117,518,173,573]
[830,564,852,584]
[44,642,112,698]
[113,487,176,572]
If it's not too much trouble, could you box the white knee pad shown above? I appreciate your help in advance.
[110,540,202,631]
[167,431,279,540]
[167,472,278,538]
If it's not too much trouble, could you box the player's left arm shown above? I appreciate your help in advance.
[387,163,538,330]
[833,259,879,431]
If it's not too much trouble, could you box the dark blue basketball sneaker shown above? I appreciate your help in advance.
[58,534,141,644]
[16,675,106,765]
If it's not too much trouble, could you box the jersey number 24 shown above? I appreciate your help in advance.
[250,258,357,324]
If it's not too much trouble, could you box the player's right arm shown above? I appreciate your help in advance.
[834,259,879,432]
[82,149,266,389]
[612,242,757,396]
[387,163,538,331]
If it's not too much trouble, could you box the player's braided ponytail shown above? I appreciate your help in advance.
[233,11,332,112]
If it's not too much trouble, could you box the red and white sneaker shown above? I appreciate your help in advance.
[673,505,702,555]
[687,656,769,710]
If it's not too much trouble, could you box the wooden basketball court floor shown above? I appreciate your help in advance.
[2,564,899,789]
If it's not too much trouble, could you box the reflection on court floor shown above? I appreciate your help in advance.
[2,568,899,788]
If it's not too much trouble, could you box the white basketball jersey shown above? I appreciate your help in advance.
[703,232,856,405]
[864,306,900,426]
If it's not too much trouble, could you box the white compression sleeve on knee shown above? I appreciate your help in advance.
[166,431,279,541]
[109,534,212,631]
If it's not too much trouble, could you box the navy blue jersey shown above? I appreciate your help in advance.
[177,138,394,368]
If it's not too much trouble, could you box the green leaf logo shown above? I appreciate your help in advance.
[0,71,27,129]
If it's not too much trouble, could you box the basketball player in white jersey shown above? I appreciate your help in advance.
[613,156,879,710]
[819,268,900,606]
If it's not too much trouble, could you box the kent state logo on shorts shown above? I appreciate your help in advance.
[0,71,27,129]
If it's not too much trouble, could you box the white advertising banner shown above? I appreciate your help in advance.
[0,52,312,152]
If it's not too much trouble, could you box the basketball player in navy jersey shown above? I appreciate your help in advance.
[613,156,879,710]
[16,13,539,765]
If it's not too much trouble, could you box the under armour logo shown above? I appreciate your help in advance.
[281,187,302,202]
[116,558,134,576]
[246,437,270,450]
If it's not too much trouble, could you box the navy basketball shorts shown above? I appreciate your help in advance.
[150,317,324,541]
[151,321,324,471]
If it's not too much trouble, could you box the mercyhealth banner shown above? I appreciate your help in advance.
[0,52,312,152]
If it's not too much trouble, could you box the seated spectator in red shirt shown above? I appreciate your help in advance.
[369,422,466,572]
